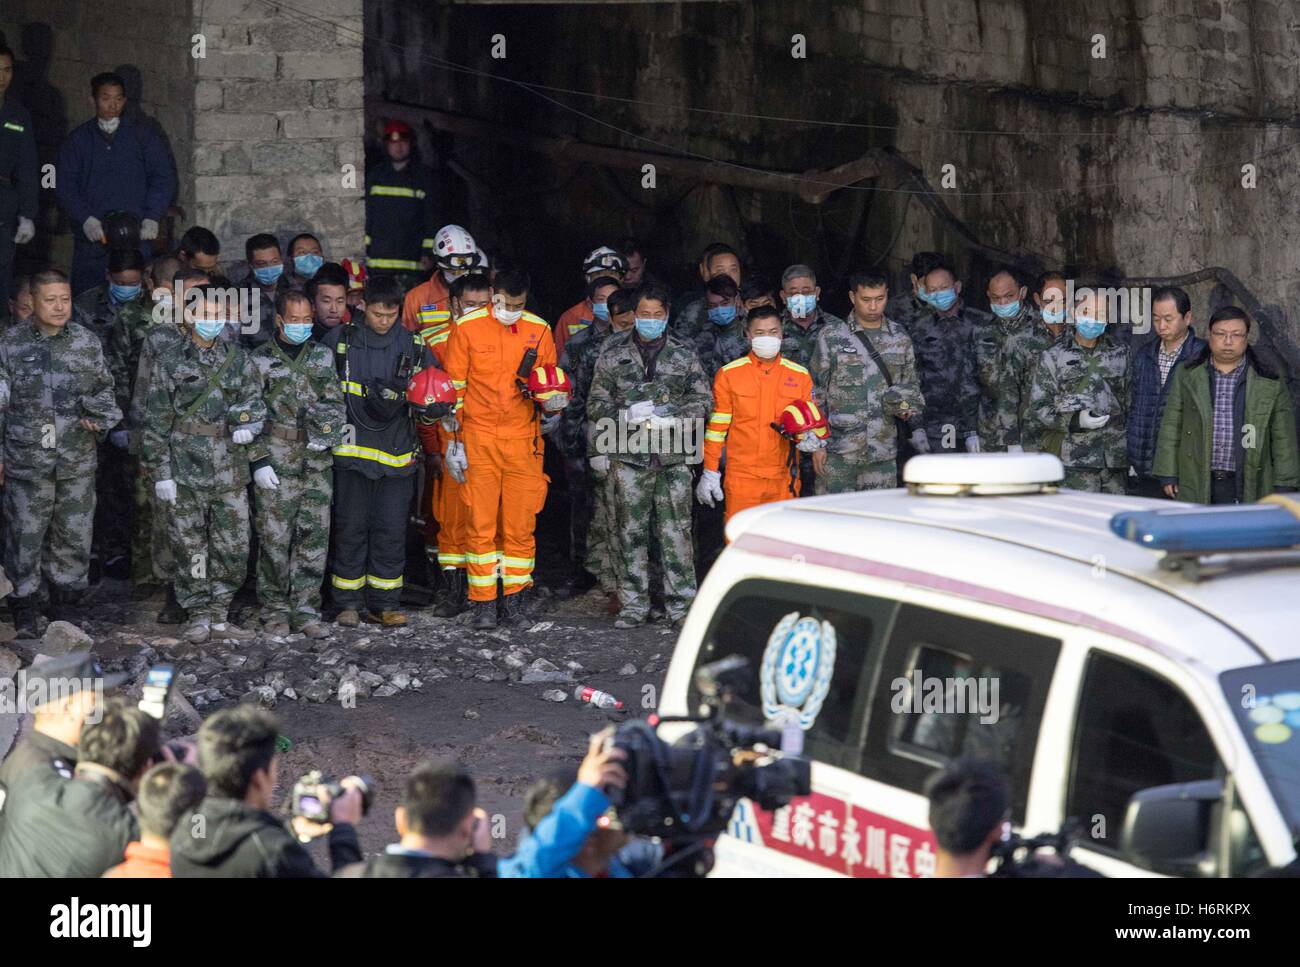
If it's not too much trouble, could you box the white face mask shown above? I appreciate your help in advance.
[496,306,522,326]
[98,117,121,134]
[751,335,781,360]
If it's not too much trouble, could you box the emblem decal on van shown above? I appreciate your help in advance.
[761,611,836,730]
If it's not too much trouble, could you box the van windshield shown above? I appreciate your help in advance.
[1220,660,1300,837]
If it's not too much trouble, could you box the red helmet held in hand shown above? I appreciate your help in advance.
[406,366,457,422]
[526,365,572,403]
[773,399,829,440]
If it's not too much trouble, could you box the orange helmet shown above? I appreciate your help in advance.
[773,399,829,440]
[341,257,367,291]
[406,366,457,421]
[526,364,572,403]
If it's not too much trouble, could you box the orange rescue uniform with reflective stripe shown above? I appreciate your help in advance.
[443,305,557,599]
[704,353,817,522]
[554,299,592,355]
[401,274,451,334]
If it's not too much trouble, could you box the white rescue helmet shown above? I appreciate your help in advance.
[583,245,628,280]
[434,224,484,280]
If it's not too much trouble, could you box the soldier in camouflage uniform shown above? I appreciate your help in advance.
[974,265,1062,451]
[248,291,345,638]
[883,251,945,333]
[1026,292,1130,493]
[103,256,178,588]
[810,272,925,494]
[778,266,845,370]
[693,275,750,379]
[557,276,622,590]
[561,286,634,600]
[672,243,742,341]
[128,268,208,622]
[908,260,985,454]
[140,283,267,644]
[587,285,711,628]
[0,269,121,637]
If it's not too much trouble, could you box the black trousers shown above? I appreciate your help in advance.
[0,188,16,322]
[1210,472,1239,505]
[330,466,413,611]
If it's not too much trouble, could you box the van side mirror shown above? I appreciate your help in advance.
[1120,779,1223,877]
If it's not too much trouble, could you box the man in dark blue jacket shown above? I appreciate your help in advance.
[1127,285,1205,498]
[55,71,175,295]
[0,44,38,324]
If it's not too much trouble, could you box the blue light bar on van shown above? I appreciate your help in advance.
[1110,505,1300,553]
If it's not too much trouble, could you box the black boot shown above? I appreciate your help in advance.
[433,569,466,617]
[157,585,188,625]
[8,595,40,639]
[471,599,497,630]
[46,585,79,623]
[499,589,533,628]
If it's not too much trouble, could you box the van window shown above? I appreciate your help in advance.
[689,579,896,770]
[1067,652,1220,859]
[862,604,1061,823]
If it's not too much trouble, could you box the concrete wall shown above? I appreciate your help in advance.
[365,0,1300,366]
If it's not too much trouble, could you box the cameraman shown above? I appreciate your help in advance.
[170,707,363,877]
[0,698,159,877]
[498,729,635,878]
[336,760,497,877]
[924,757,1009,878]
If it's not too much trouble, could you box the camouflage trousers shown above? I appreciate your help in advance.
[609,462,695,620]
[2,471,96,598]
[170,485,250,622]
[815,453,897,495]
[1063,467,1128,494]
[131,458,174,585]
[255,470,333,627]
[585,467,617,592]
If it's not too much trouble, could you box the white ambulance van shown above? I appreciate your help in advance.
[659,454,1300,877]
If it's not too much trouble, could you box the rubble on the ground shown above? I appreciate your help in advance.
[20,583,679,717]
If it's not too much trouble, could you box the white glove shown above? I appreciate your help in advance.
[140,218,160,241]
[965,434,982,454]
[1078,409,1110,430]
[232,427,256,444]
[695,469,724,507]
[1007,444,1024,454]
[909,429,931,454]
[589,454,610,474]
[155,479,177,504]
[109,429,129,449]
[441,414,460,433]
[796,432,827,453]
[445,441,468,483]
[253,466,280,490]
[13,217,35,245]
[539,413,561,434]
[625,400,655,423]
[646,415,676,431]
[307,441,329,452]
[83,216,104,243]
[541,392,569,413]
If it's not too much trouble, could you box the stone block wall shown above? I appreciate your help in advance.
[189,0,365,264]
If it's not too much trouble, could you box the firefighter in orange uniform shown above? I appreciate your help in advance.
[554,246,627,355]
[401,224,483,337]
[423,272,493,616]
[697,306,828,522]
[442,268,563,630]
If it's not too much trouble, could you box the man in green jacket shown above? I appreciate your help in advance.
[1153,306,1300,505]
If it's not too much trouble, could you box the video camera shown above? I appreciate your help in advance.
[605,655,811,877]
[292,770,375,824]
[990,822,1104,878]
